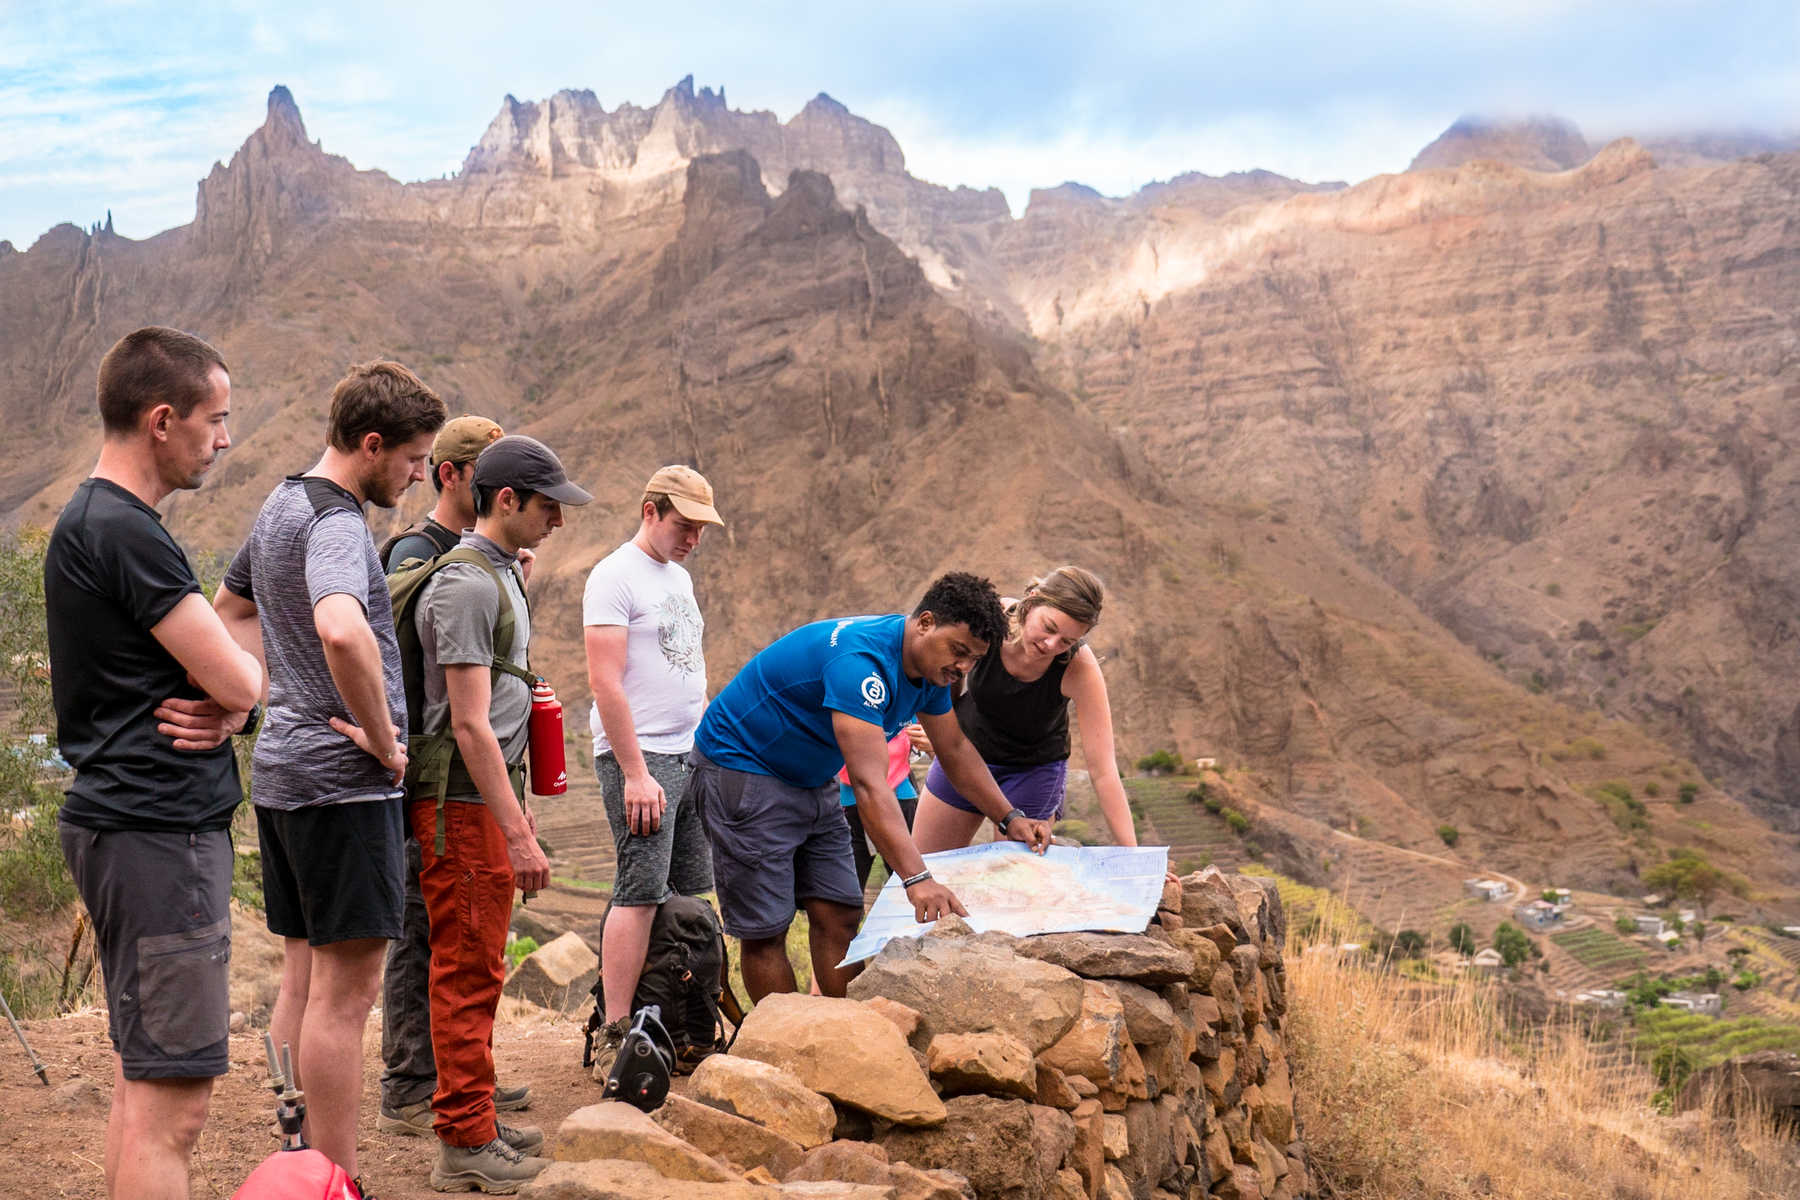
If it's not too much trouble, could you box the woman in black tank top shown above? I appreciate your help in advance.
[913,566,1139,852]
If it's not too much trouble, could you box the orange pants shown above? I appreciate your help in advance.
[408,797,514,1148]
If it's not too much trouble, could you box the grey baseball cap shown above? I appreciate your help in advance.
[472,435,593,505]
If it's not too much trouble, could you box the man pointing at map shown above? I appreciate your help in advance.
[686,572,1053,999]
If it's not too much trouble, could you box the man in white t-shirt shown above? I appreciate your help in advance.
[581,465,724,1076]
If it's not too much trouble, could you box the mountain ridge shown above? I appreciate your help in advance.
[2,84,1797,906]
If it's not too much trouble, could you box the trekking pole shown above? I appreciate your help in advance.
[0,984,49,1085]
[263,1033,308,1151]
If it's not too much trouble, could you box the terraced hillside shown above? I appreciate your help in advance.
[1632,1006,1800,1070]
[1724,927,1800,1022]
[1119,776,1253,875]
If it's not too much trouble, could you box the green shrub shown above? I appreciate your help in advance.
[1616,913,1639,934]
[1678,782,1699,804]
[0,799,74,914]
[1590,781,1649,833]
[1493,921,1532,967]
[1449,923,1476,956]
[1135,749,1182,775]
[1202,793,1224,814]
[505,936,540,970]
[1436,824,1459,848]
[1393,929,1426,958]
[1545,582,1562,597]
[1222,808,1251,835]
[1643,781,1661,797]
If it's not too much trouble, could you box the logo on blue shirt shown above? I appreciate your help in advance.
[860,674,887,707]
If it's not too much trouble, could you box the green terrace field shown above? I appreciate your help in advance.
[1120,776,1251,875]
[1551,927,1646,973]
[1632,1006,1800,1070]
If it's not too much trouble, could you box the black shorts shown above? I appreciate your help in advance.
[256,799,406,945]
[59,821,233,1080]
[686,751,863,940]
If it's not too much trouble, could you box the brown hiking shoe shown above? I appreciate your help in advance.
[588,1017,629,1084]
[429,1138,547,1195]
[494,1118,543,1155]
[380,1081,532,1137]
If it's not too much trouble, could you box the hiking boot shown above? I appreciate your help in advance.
[493,1081,531,1112]
[588,1017,629,1084]
[429,1138,547,1195]
[494,1118,543,1155]
[377,1098,434,1137]
[380,1081,532,1136]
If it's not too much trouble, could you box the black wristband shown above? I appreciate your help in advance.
[238,703,263,738]
[901,869,933,888]
[996,807,1026,834]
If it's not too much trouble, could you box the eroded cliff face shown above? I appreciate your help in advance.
[2,88,1796,898]
[1003,140,1800,832]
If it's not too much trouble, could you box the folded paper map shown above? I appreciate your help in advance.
[841,841,1171,965]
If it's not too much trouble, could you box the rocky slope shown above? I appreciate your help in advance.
[1,88,1795,900]
[993,132,1800,834]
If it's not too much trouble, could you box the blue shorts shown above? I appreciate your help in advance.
[685,751,863,940]
[924,758,1068,822]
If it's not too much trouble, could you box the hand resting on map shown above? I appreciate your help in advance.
[905,876,969,923]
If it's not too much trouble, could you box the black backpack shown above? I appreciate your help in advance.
[584,895,738,1074]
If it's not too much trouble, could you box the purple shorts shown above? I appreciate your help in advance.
[925,758,1068,822]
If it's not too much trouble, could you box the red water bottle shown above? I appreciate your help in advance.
[527,679,567,796]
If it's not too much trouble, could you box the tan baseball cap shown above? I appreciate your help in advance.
[645,465,723,526]
[432,415,504,467]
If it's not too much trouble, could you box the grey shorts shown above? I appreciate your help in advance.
[58,821,233,1079]
[597,751,713,906]
[685,751,863,940]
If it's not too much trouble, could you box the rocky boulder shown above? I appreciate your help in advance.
[1015,933,1194,987]
[877,1094,1066,1200]
[927,1031,1038,1100]
[523,1159,890,1199]
[689,1054,839,1148]
[504,931,599,1013]
[731,993,947,1126]
[848,932,1085,1053]
[652,1093,806,1177]
[552,1102,739,1182]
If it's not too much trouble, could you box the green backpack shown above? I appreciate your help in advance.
[387,546,537,852]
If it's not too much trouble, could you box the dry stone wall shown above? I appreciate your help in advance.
[528,867,1310,1200]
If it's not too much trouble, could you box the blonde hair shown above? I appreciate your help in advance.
[1010,565,1104,660]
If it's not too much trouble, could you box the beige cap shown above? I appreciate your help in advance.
[645,465,723,526]
[432,415,504,467]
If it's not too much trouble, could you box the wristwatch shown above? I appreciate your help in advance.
[237,703,263,738]
[996,807,1026,835]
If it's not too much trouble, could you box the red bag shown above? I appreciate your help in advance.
[232,1149,359,1200]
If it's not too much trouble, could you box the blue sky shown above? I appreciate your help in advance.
[3,1,1795,247]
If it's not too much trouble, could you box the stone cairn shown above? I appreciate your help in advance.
[525,867,1310,1200]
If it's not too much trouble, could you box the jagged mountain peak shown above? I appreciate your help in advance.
[1410,114,1593,173]
[263,84,308,148]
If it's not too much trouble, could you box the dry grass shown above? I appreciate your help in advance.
[1286,924,1800,1199]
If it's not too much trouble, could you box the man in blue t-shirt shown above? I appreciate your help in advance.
[689,572,1053,999]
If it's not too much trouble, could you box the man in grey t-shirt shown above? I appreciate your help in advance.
[217,360,445,1191]
[403,436,589,1195]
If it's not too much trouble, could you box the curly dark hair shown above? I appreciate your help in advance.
[914,572,1008,648]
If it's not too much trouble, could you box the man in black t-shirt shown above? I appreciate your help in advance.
[46,327,263,1200]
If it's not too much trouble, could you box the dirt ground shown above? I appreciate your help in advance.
[0,1003,616,1199]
